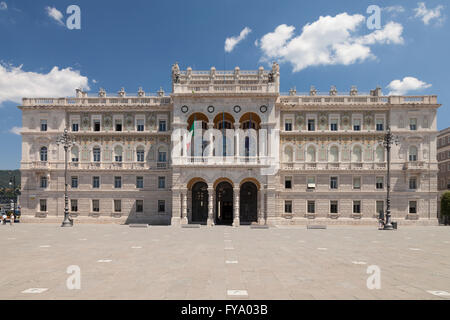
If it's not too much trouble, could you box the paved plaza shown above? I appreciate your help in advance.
[0,223,449,300]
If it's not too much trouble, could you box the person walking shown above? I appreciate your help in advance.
[9,213,14,226]
[1,213,6,225]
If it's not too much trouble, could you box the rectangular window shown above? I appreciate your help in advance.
[93,120,101,131]
[93,148,101,162]
[92,176,100,188]
[136,119,144,132]
[114,176,122,189]
[114,200,121,212]
[307,176,316,190]
[136,176,143,189]
[158,151,167,162]
[158,176,166,189]
[330,119,338,131]
[330,201,338,214]
[330,176,338,189]
[40,199,47,212]
[136,149,145,162]
[409,201,417,214]
[115,119,122,132]
[308,119,315,131]
[376,119,384,131]
[284,200,292,213]
[159,120,167,132]
[410,118,417,131]
[72,122,79,132]
[71,199,78,212]
[158,200,165,212]
[285,119,292,132]
[71,176,78,188]
[353,201,361,214]
[40,119,47,132]
[40,176,48,188]
[376,201,384,216]
[353,177,361,190]
[409,177,417,190]
[307,201,315,214]
[92,199,100,212]
[376,177,384,189]
[353,119,361,131]
[285,177,292,189]
[136,200,143,213]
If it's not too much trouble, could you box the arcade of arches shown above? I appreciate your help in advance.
[180,178,265,226]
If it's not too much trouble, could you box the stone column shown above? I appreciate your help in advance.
[181,190,188,225]
[170,189,181,226]
[234,122,240,163]
[258,187,266,225]
[207,186,214,226]
[207,122,214,160]
[233,187,240,227]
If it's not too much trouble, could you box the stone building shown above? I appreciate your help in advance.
[437,127,450,218]
[18,63,440,225]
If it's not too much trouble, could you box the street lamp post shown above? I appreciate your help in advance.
[56,128,74,227]
[380,125,399,230]
[9,174,16,219]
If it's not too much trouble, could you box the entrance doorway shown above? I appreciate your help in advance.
[191,181,208,224]
[215,181,233,225]
[240,182,258,224]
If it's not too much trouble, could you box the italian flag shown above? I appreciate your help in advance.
[186,121,195,154]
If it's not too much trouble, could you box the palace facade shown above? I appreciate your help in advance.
[18,63,441,225]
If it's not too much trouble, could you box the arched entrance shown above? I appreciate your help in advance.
[215,181,233,225]
[191,181,208,224]
[240,182,258,224]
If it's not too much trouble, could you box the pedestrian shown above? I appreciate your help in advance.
[9,213,14,226]
[1,213,6,225]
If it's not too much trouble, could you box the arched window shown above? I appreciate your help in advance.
[93,147,101,162]
[284,145,293,162]
[306,146,316,162]
[114,145,123,162]
[409,146,418,162]
[71,146,79,162]
[136,146,145,162]
[329,146,339,163]
[376,145,385,162]
[40,147,47,162]
[352,145,362,162]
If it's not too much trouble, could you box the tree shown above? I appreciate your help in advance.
[441,192,450,225]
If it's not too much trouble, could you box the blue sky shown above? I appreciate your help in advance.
[0,0,448,169]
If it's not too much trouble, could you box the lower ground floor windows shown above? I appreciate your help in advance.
[284,200,292,213]
[353,201,361,214]
[409,201,417,214]
[40,199,47,212]
[307,200,315,214]
[71,199,78,212]
[330,201,338,214]
[158,200,165,212]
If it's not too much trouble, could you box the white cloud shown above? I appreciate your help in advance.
[256,13,404,72]
[0,1,7,10]
[387,77,432,95]
[0,63,90,105]
[225,27,252,52]
[10,126,22,135]
[45,6,64,26]
[414,2,445,25]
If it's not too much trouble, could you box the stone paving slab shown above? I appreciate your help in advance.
[0,224,449,300]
